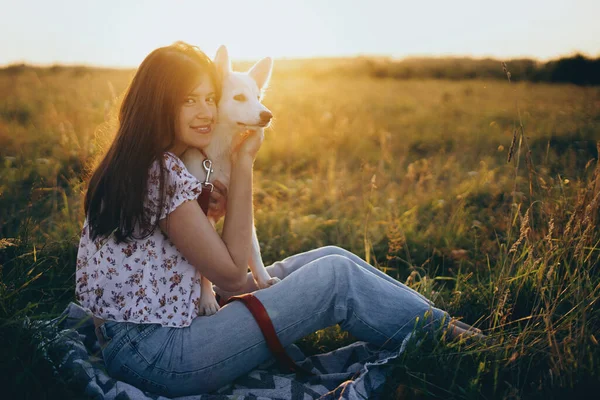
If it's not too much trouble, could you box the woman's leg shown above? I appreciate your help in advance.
[106,254,449,397]
[215,245,431,304]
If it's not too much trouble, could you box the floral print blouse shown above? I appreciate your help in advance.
[75,152,205,328]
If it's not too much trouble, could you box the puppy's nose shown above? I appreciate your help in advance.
[260,111,273,123]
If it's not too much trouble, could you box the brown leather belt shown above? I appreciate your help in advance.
[226,293,314,376]
[92,315,108,347]
[92,315,105,330]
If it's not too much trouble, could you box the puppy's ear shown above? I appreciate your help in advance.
[214,45,231,78]
[248,57,273,90]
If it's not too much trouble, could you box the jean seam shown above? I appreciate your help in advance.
[277,307,332,335]
[150,338,268,376]
[120,364,168,393]
[105,323,158,367]
[148,307,334,376]
[351,311,391,343]
[127,324,162,364]
[104,331,129,367]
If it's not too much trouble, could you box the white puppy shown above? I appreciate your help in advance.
[181,46,280,316]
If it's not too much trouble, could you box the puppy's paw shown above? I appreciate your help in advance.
[256,276,281,289]
[267,277,281,286]
[198,296,220,316]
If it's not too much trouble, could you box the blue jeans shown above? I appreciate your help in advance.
[98,246,449,397]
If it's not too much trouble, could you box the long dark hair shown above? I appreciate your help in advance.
[84,41,220,243]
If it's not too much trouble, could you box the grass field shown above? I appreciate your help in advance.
[0,61,599,399]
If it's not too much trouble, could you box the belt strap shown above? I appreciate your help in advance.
[198,185,211,215]
[225,293,315,376]
[197,150,212,216]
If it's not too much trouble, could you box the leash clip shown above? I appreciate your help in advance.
[202,159,214,192]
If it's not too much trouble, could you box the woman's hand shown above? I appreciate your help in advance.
[230,129,264,164]
[207,180,228,221]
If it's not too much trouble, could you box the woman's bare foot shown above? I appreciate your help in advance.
[447,318,486,341]
[451,319,482,334]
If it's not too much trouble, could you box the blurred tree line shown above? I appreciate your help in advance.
[2,54,598,85]
[364,54,600,85]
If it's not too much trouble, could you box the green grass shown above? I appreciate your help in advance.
[0,61,599,399]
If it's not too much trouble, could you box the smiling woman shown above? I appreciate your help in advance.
[75,40,483,397]
[83,41,220,243]
[171,76,218,155]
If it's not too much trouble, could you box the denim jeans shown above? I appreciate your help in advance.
[98,246,449,397]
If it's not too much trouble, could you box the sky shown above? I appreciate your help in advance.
[1,0,599,67]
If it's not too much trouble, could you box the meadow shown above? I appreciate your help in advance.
[0,60,599,399]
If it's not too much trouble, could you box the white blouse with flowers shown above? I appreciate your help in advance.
[75,152,205,328]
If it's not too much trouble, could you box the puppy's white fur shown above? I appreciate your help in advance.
[181,46,279,316]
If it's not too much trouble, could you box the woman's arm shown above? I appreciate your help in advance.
[159,131,262,292]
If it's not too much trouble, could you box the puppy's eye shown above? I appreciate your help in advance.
[233,94,246,102]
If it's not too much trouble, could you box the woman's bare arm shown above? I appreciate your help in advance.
[160,130,263,292]
[159,156,254,292]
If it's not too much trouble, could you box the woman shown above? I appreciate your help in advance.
[75,41,481,397]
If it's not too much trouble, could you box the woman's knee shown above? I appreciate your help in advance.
[317,245,354,259]
[307,254,359,282]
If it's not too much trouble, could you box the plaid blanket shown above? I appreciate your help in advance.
[38,302,413,399]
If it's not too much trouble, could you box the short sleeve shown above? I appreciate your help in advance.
[145,153,203,224]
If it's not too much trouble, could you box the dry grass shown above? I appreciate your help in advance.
[0,61,599,399]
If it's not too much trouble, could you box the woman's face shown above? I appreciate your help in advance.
[172,73,217,156]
